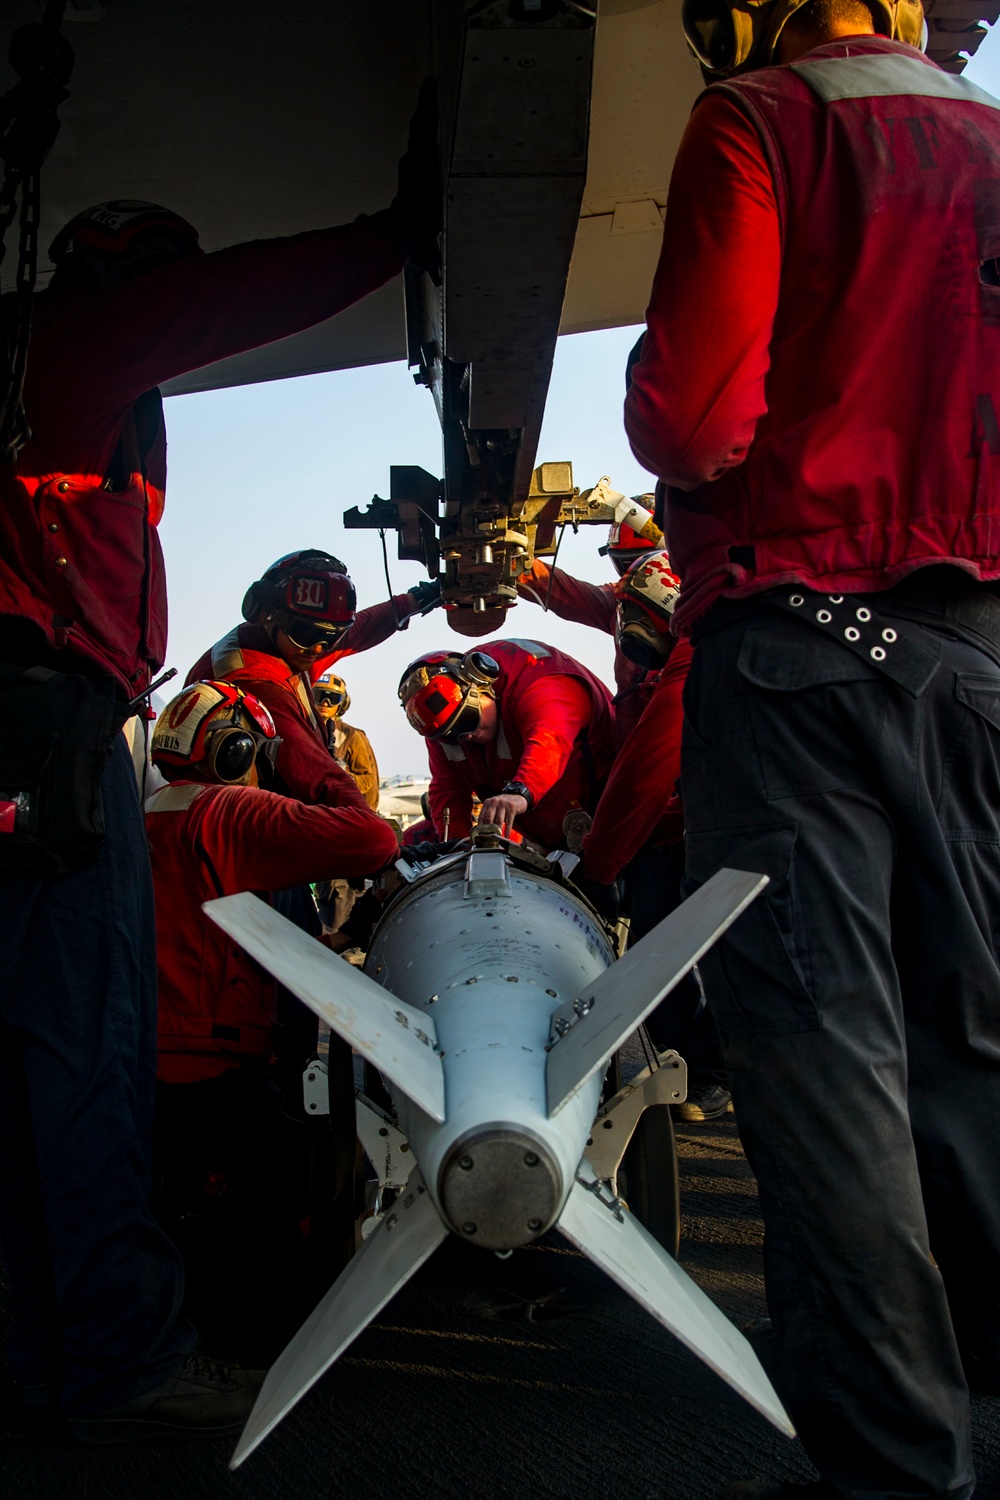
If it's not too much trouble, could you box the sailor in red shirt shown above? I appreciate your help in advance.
[398,639,615,850]
[577,553,688,899]
[626,0,1000,1493]
[145,680,396,1335]
[188,549,437,809]
[0,95,438,1439]
[516,494,663,743]
[574,556,728,1122]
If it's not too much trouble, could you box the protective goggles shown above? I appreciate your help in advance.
[277,613,350,651]
[436,695,484,743]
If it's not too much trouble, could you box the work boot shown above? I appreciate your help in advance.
[718,1483,836,1500]
[672,1080,733,1122]
[64,1352,265,1444]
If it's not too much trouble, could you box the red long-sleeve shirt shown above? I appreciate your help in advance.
[624,92,780,492]
[516,559,651,740]
[146,780,398,1083]
[579,639,694,885]
[626,42,1000,632]
[0,213,412,692]
[428,676,603,849]
[188,599,411,810]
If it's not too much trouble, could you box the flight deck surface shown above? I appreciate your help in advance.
[3,1119,999,1500]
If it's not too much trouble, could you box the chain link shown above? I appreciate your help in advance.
[0,167,39,463]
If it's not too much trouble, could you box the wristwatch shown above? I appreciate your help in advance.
[500,780,533,807]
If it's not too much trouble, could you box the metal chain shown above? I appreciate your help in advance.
[0,166,19,273]
[0,168,38,463]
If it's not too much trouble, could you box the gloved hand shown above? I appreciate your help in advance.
[572,870,621,925]
[388,79,441,268]
[406,578,442,617]
[397,838,464,866]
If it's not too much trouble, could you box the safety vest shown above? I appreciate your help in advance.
[667,39,1000,630]
[433,639,616,846]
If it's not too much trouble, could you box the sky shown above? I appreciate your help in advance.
[157,25,1000,780]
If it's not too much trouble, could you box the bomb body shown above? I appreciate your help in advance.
[364,850,614,1249]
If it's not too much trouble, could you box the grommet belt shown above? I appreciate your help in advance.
[765,590,939,697]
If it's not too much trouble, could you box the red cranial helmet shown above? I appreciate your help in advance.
[48,202,202,287]
[397,650,499,741]
[603,495,664,577]
[615,551,682,669]
[151,681,280,784]
[242,550,357,650]
[49,201,201,261]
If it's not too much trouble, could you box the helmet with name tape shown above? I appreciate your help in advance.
[615,551,683,669]
[242,550,357,651]
[151,681,280,785]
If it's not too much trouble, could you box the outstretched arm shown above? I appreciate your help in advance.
[578,641,693,885]
[516,561,617,636]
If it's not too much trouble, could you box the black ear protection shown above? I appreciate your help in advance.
[241,581,266,624]
[616,604,674,670]
[435,652,500,742]
[456,651,500,689]
[203,726,259,784]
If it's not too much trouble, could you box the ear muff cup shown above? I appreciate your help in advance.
[242,578,287,624]
[241,583,262,624]
[617,613,672,670]
[460,651,500,687]
[206,727,258,784]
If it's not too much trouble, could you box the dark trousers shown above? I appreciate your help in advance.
[154,1066,313,1345]
[0,735,193,1415]
[680,608,1000,1499]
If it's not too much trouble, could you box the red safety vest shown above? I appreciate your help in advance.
[428,638,616,847]
[665,39,1000,629]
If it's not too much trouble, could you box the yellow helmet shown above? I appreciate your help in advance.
[314,669,350,718]
[681,0,925,79]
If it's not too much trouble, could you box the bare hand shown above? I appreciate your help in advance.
[477,793,528,835]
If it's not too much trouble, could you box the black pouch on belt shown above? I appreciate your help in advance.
[0,663,122,881]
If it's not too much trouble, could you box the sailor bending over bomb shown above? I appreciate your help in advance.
[398,638,615,847]
[146,680,397,1334]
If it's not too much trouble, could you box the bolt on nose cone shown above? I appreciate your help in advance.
[438,1127,562,1251]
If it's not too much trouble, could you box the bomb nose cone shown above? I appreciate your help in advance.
[439,1127,562,1251]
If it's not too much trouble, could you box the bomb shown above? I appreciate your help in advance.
[206,828,793,1467]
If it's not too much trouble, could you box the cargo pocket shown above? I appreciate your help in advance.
[684,823,822,1036]
[938,673,1000,842]
[735,619,891,799]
